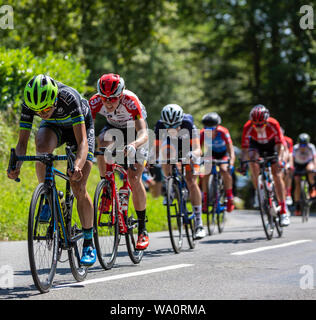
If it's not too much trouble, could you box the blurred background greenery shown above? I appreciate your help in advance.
[0,0,315,239]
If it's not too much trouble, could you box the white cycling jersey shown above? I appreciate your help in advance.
[89,89,147,128]
[293,143,316,164]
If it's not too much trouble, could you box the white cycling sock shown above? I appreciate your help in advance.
[193,205,203,227]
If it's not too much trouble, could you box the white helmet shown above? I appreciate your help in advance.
[161,104,184,127]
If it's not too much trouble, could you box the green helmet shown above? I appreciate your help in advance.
[24,74,58,111]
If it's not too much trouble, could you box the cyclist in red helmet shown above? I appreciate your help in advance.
[240,104,290,227]
[89,73,149,250]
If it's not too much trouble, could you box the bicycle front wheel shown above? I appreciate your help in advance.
[66,188,88,282]
[257,176,274,240]
[217,178,226,234]
[301,179,310,223]
[94,179,119,270]
[28,183,58,293]
[125,208,144,264]
[206,175,216,236]
[166,177,184,253]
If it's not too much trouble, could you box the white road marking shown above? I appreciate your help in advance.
[53,264,194,290]
[231,240,312,256]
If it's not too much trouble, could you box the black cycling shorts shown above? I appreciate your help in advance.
[39,111,95,162]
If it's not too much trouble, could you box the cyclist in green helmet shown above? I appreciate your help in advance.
[7,74,97,267]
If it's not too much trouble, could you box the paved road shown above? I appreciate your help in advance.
[1,210,316,300]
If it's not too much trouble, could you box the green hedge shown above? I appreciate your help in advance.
[0,47,90,116]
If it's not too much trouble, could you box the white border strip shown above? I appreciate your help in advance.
[231,240,312,256]
[53,264,194,290]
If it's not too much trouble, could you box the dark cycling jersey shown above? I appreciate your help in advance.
[19,81,95,161]
[20,81,91,130]
[154,114,199,160]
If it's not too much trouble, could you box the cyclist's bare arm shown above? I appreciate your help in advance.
[132,118,148,149]
[227,142,235,166]
[68,123,89,181]
[7,129,30,179]
[275,143,285,163]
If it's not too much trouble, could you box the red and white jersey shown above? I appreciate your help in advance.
[88,89,147,128]
[241,117,286,148]
[284,136,294,154]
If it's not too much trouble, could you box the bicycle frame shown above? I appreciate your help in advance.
[170,162,195,224]
[101,163,132,234]
[9,148,79,248]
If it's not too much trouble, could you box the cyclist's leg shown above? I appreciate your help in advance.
[200,173,210,213]
[35,125,59,182]
[220,162,234,212]
[185,165,205,238]
[306,162,316,197]
[96,126,115,177]
[128,162,149,249]
[248,149,260,207]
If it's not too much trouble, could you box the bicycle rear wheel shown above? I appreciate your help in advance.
[94,179,119,270]
[166,177,184,253]
[28,183,58,293]
[257,175,274,240]
[206,175,216,235]
[66,188,88,281]
[184,212,196,249]
[125,208,144,264]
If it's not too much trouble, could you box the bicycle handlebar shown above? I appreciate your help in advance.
[8,147,76,183]
[95,147,137,171]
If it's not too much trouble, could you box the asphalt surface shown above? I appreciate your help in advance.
[1,209,316,301]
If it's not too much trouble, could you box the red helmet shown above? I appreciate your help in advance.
[250,104,270,124]
[97,73,125,98]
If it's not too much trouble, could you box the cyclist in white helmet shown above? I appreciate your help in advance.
[153,104,206,240]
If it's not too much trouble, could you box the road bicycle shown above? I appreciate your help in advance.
[202,159,229,235]
[295,169,316,223]
[242,153,283,240]
[164,158,196,254]
[8,147,88,293]
[93,147,144,268]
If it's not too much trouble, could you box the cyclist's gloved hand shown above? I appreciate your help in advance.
[278,160,285,169]
[238,162,248,175]
[185,151,200,164]
[125,144,136,158]
[7,167,20,180]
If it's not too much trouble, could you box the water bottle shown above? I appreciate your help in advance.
[119,187,129,213]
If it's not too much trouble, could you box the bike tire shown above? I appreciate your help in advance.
[28,183,58,293]
[67,187,88,281]
[185,214,196,249]
[125,207,144,264]
[257,175,274,240]
[166,177,184,254]
[301,179,310,223]
[206,175,216,236]
[93,179,119,270]
[217,177,226,234]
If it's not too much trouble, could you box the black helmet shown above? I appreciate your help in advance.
[298,133,310,144]
[202,112,222,127]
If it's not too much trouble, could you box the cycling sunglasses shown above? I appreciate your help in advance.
[252,121,266,128]
[299,143,307,147]
[205,126,217,130]
[164,122,181,129]
[40,98,58,113]
[99,95,120,103]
